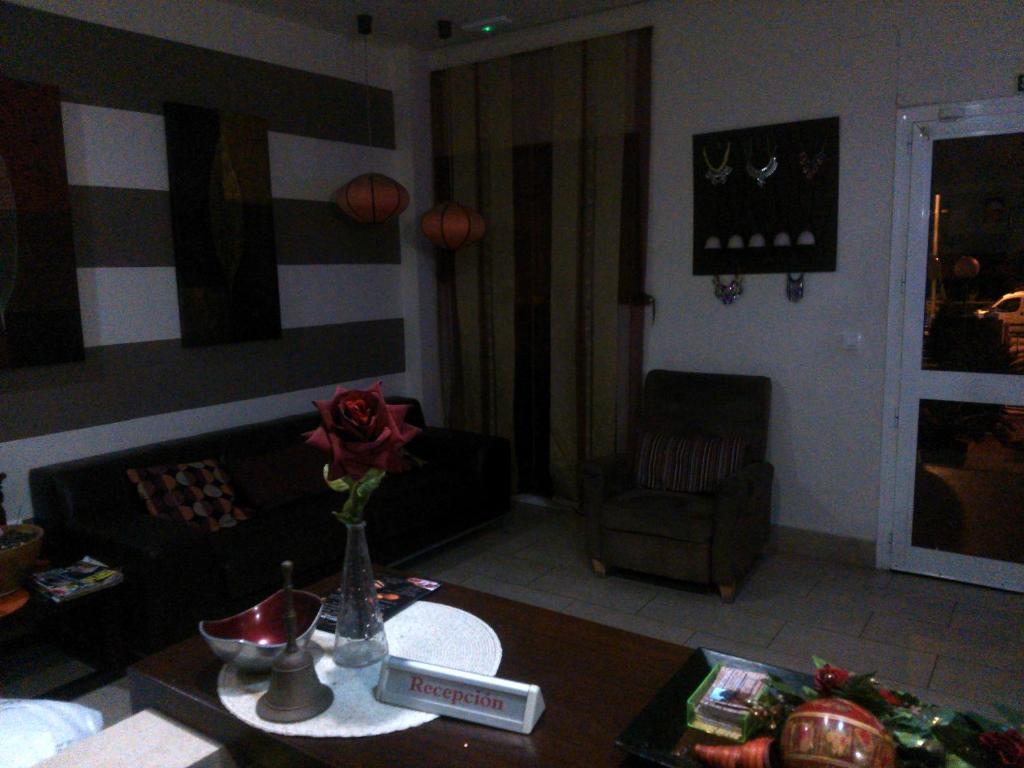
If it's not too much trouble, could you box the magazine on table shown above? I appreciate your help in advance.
[30,556,123,602]
[688,664,769,740]
[317,575,442,632]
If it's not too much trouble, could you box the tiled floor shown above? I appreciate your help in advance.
[11,503,1023,731]
[404,504,1024,717]
[1,640,134,727]
[1,640,95,699]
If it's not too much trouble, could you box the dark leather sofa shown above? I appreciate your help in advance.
[30,398,510,653]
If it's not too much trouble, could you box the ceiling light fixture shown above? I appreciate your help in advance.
[334,14,409,225]
[461,15,512,33]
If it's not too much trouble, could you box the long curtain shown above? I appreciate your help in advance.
[432,29,651,499]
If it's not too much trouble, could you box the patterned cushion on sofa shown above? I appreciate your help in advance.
[126,459,251,533]
[634,433,747,493]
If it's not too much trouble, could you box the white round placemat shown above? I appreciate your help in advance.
[217,601,502,737]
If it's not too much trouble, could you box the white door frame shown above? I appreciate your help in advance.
[878,95,1024,577]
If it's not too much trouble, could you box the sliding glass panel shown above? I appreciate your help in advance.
[921,132,1024,374]
[914,397,1024,564]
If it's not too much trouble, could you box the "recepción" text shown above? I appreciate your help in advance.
[408,676,506,711]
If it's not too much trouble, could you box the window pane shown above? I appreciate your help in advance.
[914,398,1024,565]
[922,132,1024,374]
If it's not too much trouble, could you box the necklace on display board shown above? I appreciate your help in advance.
[798,144,826,180]
[745,140,778,188]
[702,142,732,185]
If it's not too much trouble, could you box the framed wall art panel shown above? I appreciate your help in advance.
[0,75,84,369]
[164,102,281,346]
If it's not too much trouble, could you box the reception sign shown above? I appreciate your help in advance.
[377,656,545,734]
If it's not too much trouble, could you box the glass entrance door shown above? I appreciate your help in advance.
[892,108,1024,591]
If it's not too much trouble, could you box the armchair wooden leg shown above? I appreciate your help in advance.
[718,583,736,603]
[591,559,607,577]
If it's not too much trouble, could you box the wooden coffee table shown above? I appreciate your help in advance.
[129,578,692,767]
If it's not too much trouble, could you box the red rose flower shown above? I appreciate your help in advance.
[813,665,851,694]
[306,382,420,481]
[877,688,901,706]
[980,730,1024,768]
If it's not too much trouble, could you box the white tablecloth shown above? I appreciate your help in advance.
[217,601,502,737]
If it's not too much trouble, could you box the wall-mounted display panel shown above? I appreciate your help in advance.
[692,117,839,275]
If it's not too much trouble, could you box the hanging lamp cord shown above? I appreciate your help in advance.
[358,14,373,148]
[439,20,455,201]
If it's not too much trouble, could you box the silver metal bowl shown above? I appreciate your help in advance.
[199,589,324,672]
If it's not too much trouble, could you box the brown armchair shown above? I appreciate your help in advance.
[583,370,772,602]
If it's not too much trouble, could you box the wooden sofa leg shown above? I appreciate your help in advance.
[591,559,607,577]
[718,583,736,603]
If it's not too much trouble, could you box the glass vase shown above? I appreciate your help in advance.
[332,521,388,668]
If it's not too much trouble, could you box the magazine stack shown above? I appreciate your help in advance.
[31,556,123,602]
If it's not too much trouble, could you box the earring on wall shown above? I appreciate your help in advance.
[713,274,743,305]
[786,273,805,302]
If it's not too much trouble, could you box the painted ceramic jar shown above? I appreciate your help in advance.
[780,698,895,768]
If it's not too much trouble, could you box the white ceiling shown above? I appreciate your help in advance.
[219,0,644,48]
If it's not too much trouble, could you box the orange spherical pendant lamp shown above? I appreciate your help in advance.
[334,14,408,226]
[953,255,980,279]
[335,173,409,224]
[421,201,486,251]
[421,20,487,252]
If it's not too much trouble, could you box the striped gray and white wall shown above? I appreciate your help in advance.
[0,0,438,521]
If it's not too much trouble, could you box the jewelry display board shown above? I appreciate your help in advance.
[692,117,839,275]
